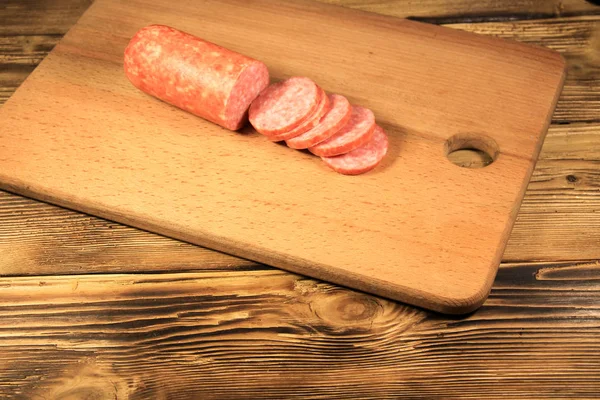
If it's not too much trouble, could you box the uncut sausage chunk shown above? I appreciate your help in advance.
[309,106,375,157]
[286,94,352,149]
[268,88,330,142]
[321,125,388,175]
[249,77,320,136]
[124,25,269,131]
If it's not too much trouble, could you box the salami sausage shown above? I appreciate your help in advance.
[268,87,330,142]
[309,106,375,157]
[321,125,388,175]
[124,25,269,131]
[286,94,352,149]
[249,77,320,136]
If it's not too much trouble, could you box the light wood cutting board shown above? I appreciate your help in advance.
[0,0,565,313]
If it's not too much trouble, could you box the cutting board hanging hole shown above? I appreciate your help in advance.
[445,133,499,169]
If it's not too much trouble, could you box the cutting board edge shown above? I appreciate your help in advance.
[0,176,494,314]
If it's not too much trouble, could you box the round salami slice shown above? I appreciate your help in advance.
[249,77,320,136]
[286,94,351,149]
[309,106,375,157]
[321,125,388,175]
[268,88,330,142]
[124,25,269,131]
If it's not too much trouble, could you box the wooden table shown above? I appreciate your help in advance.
[1,1,599,398]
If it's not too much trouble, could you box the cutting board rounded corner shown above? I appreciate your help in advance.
[433,280,493,315]
[396,279,493,315]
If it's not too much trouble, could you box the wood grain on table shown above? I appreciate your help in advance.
[1,0,599,398]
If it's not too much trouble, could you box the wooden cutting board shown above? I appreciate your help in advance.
[0,0,565,313]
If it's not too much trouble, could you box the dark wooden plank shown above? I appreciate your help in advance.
[0,35,59,65]
[322,0,600,22]
[1,0,597,38]
[504,122,600,262]
[0,68,33,106]
[0,35,62,103]
[0,0,93,35]
[0,265,598,399]
[0,0,87,104]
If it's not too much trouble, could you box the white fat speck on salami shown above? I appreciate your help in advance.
[249,77,319,136]
[309,106,375,157]
[268,87,330,142]
[286,94,352,149]
[321,125,389,175]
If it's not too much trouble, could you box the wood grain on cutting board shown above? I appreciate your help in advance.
[0,0,565,313]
